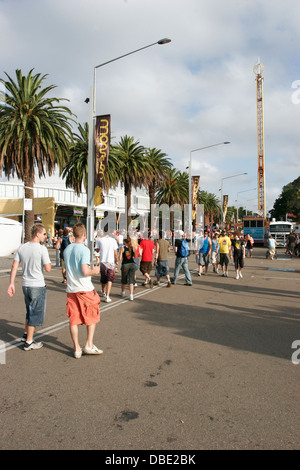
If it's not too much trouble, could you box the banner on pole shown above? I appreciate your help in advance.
[223,195,228,223]
[192,176,200,221]
[94,115,111,206]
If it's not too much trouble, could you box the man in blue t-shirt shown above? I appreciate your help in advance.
[64,223,102,359]
[196,230,212,276]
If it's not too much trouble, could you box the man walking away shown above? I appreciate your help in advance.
[154,231,171,287]
[171,231,192,286]
[7,223,51,351]
[95,229,118,303]
[64,223,102,359]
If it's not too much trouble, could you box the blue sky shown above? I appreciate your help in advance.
[1,0,300,214]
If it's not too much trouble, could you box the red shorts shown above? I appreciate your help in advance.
[66,290,100,326]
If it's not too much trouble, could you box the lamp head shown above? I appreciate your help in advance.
[158,38,171,45]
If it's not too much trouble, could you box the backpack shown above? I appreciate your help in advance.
[60,235,71,258]
[179,239,189,257]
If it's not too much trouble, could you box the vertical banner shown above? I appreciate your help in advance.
[223,195,228,223]
[94,115,111,206]
[192,176,200,221]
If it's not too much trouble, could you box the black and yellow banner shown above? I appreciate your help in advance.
[223,194,228,223]
[192,176,200,221]
[94,115,110,206]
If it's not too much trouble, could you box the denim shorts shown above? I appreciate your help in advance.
[155,260,169,277]
[22,286,47,327]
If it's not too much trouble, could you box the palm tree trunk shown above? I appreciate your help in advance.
[149,182,155,234]
[24,175,34,242]
[125,182,132,233]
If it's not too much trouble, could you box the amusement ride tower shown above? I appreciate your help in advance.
[253,59,266,218]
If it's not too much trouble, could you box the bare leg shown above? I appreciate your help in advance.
[86,323,96,349]
[70,324,81,352]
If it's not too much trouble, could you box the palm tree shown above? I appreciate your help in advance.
[111,135,151,231]
[145,147,172,232]
[156,168,189,232]
[198,190,221,225]
[62,122,89,195]
[0,69,74,241]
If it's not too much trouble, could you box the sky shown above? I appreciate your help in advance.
[1,0,300,215]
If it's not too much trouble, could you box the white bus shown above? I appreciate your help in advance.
[267,220,294,247]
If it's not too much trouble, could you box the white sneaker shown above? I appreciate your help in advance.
[105,296,112,303]
[121,291,125,297]
[83,345,103,355]
[236,273,239,280]
[129,294,134,301]
[74,349,82,359]
[239,271,243,278]
[99,290,105,297]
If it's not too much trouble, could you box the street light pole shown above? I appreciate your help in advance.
[188,142,230,240]
[86,39,171,263]
[236,188,256,224]
[220,173,248,229]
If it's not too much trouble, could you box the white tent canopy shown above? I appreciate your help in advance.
[0,217,22,256]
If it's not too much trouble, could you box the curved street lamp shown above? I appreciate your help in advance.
[188,141,230,239]
[87,39,171,261]
[220,172,248,229]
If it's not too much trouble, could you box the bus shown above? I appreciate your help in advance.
[267,220,294,247]
[242,216,266,245]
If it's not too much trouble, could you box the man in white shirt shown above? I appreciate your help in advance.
[64,223,102,359]
[7,223,51,351]
[95,230,118,303]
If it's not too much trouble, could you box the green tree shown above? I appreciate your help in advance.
[110,135,150,230]
[0,69,74,241]
[198,190,221,225]
[270,177,300,221]
[145,147,172,232]
[156,168,189,232]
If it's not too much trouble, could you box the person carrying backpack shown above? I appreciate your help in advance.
[56,227,74,284]
[171,231,192,286]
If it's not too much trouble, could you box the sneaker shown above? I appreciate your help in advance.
[239,271,243,278]
[74,349,82,359]
[99,290,105,297]
[225,272,228,277]
[129,294,134,301]
[184,283,192,286]
[121,291,125,297]
[24,340,43,351]
[134,283,138,287]
[149,279,154,288]
[167,281,172,288]
[236,273,239,280]
[105,296,112,303]
[21,332,27,342]
[83,345,103,355]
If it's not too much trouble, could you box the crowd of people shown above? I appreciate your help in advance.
[7,221,299,358]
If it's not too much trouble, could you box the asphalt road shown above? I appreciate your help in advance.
[0,247,299,450]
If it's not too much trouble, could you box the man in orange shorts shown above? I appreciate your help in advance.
[63,223,102,358]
